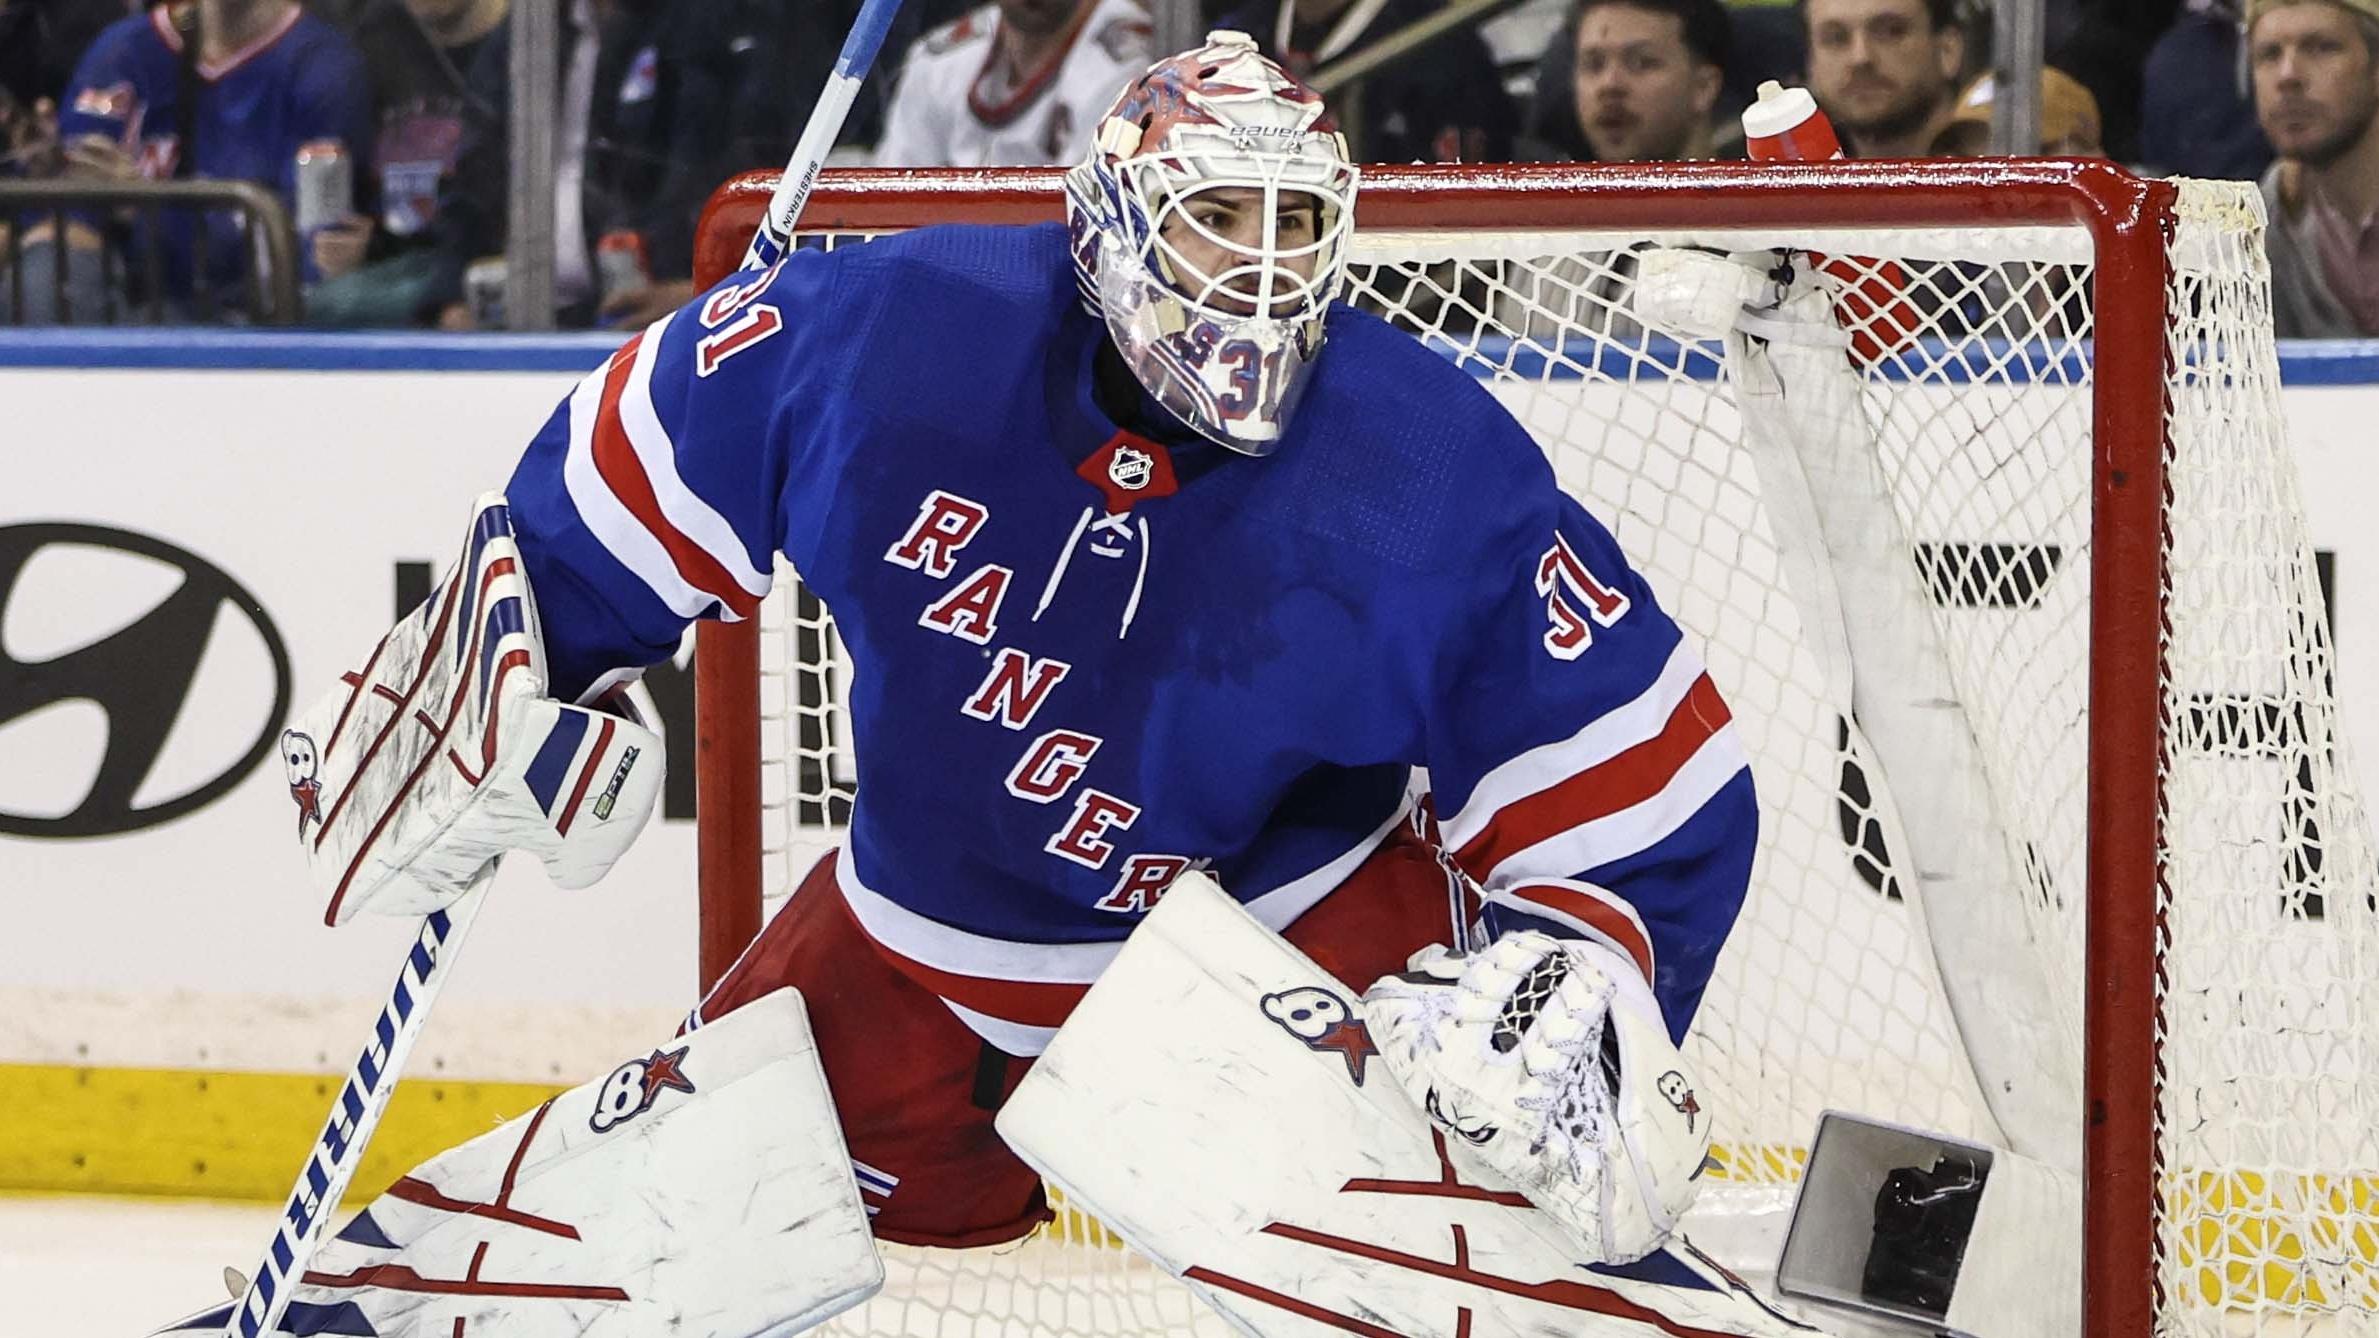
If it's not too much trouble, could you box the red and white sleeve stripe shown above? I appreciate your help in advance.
[561,314,774,621]
[1442,637,1747,923]
[1484,879,1658,981]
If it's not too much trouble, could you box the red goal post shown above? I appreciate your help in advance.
[684,160,2334,1338]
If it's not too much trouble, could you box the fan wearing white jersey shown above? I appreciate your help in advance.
[275,32,1795,1337]
[873,0,1154,166]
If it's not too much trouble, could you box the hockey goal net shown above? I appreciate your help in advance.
[689,161,2378,1337]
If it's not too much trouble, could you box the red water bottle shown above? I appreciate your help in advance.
[1739,81,1918,364]
[1742,81,1843,162]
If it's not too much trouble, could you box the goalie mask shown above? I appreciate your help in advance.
[1063,30,1358,455]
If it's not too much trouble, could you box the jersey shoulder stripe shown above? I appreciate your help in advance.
[1441,635,1705,852]
[562,323,767,621]
[1452,665,1744,884]
[605,314,773,613]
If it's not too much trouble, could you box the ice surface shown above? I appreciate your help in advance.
[4,1195,279,1336]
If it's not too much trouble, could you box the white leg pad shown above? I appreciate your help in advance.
[171,989,881,1337]
[995,874,1828,1337]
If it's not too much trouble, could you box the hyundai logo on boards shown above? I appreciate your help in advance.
[0,523,290,837]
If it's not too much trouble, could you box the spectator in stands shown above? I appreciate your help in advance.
[1930,65,2105,155]
[873,0,1151,167]
[3,0,370,324]
[1220,0,1518,161]
[1803,0,1965,158]
[1498,0,1733,348]
[302,0,505,326]
[1524,0,1733,161]
[2141,0,2274,180]
[429,0,758,330]
[2250,0,2379,336]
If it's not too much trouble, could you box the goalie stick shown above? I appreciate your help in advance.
[740,0,908,271]
[194,877,487,1338]
[185,6,909,1330]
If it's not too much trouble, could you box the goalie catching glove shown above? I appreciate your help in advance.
[279,493,662,925]
[1363,929,1712,1263]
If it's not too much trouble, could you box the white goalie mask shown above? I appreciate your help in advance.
[1063,31,1359,455]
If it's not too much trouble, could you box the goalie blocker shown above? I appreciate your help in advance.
[279,493,663,925]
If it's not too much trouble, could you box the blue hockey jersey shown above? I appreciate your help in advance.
[59,6,370,300]
[506,223,1755,1054]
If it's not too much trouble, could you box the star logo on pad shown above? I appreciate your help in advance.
[589,1045,699,1133]
[640,1045,695,1106]
[1311,1019,1377,1085]
[1260,987,1378,1086]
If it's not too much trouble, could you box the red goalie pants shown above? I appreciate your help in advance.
[691,822,1470,1248]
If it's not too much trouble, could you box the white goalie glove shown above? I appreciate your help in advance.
[1362,930,1712,1264]
[279,493,663,925]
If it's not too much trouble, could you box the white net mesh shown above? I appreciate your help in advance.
[2153,184,2379,1327]
[717,175,2379,1336]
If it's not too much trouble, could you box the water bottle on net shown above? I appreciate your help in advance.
[1741,81,1921,364]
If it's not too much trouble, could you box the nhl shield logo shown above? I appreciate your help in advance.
[1109,445,1153,492]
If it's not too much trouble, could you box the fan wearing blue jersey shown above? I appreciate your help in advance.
[284,30,1771,1324]
[14,0,369,321]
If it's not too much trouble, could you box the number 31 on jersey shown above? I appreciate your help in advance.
[695,271,785,377]
[1537,531,1630,659]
